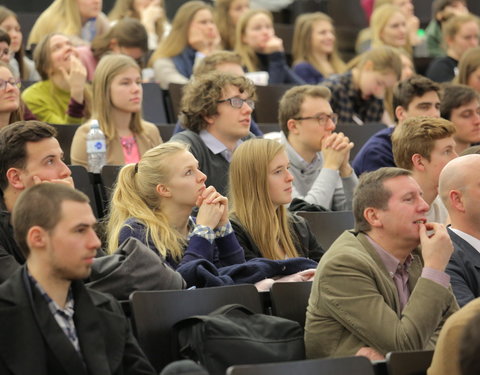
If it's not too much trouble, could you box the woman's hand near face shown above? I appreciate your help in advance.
[60,55,87,104]
[262,35,284,54]
[208,192,229,227]
[407,15,422,45]
[195,186,226,229]
[189,24,221,55]
[140,0,163,34]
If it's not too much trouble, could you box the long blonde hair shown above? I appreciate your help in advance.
[292,12,346,77]
[27,0,84,47]
[91,54,144,141]
[107,142,189,258]
[0,6,32,80]
[371,4,412,55]
[108,0,167,44]
[229,139,299,260]
[346,46,402,80]
[234,9,272,72]
[148,1,212,64]
[454,46,480,88]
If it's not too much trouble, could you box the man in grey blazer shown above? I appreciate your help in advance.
[0,183,156,375]
[305,167,458,360]
[439,154,480,307]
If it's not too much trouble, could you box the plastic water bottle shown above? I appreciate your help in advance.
[86,119,106,173]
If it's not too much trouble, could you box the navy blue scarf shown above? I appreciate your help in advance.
[172,46,197,78]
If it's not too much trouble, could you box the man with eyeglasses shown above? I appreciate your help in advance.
[171,72,256,195]
[279,85,358,211]
[440,84,480,155]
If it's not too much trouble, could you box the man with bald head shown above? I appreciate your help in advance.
[439,154,480,307]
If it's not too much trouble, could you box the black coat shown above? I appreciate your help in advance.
[446,228,480,307]
[231,213,324,262]
[0,267,156,375]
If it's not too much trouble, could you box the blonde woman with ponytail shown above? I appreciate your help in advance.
[229,139,324,262]
[107,142,245,269]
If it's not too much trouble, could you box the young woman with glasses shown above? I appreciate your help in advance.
[0,61,22,128]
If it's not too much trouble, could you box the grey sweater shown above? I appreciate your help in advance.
[283,136,358,211]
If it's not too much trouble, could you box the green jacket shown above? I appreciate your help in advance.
[22,80,87,125]
[425,20,446,58]
[305,230,458,358]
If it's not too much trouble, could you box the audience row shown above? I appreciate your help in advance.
[1,0,480,374]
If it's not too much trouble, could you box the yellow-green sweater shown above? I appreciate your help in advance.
[22,80,86,125]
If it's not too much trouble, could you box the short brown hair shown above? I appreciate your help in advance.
[353,167,412,232]
[392,117,456,170]
[0,121,57,191]
[91,17,148,62]
[392,75,441,122]
[441,84,480,120]
[279,85,331,136]
[193,50,242,77]
[13,183,89,258]
[179,72,256,133]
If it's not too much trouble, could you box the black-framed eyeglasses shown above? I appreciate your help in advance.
[0,48,9,59]
[293,113,338,126]
[0,78,21,91]
[217,97,255,110]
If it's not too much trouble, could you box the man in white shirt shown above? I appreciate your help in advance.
[279,85,357,210]
[392,117,458,223]
[438,154,480,306]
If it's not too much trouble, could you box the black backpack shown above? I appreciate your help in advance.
[175,304,305,375]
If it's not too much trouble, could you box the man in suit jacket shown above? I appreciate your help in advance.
[0,183,156,375]
[305,167,458,360]
[439,154,480,307]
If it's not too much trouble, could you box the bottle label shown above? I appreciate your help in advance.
[87,140,106,153]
